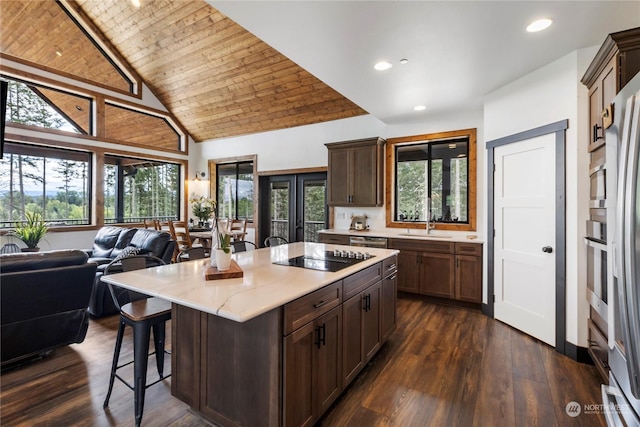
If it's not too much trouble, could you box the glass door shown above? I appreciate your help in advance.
[259,173,327,245]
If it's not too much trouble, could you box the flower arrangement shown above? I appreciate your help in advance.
[189,194,216,224]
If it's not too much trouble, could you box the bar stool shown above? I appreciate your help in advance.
[102,255,171,427]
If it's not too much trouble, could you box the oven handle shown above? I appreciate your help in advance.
[601,384,625,427]
[584,237,607,251]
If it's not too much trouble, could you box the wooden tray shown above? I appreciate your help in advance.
[204,260,243,280]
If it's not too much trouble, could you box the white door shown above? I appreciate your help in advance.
[494,134,556,346]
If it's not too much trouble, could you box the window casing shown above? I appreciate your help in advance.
[216,161,254,221]
[0,142,91,228]
[104,155,180,224]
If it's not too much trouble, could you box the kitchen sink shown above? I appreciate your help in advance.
[397,233,453,239]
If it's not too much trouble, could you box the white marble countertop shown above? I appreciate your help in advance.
[101,242,399,323]
[319,228,484,244]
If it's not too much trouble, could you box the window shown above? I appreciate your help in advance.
[216,161,254,221]
[104,155,180,224]
[0,142,91,227]
[2,76,91,134]
[386,129,476,231]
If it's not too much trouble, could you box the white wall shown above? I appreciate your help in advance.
[483,46,598,348]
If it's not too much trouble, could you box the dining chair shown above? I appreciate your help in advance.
[0,243,21,254]
[102,255,171,427]
[152,219,162,231]
[228,219,247,241]
[230,240,257,253]
[264,236,288,247]
[177,246,207,262]
[167,220,193,262]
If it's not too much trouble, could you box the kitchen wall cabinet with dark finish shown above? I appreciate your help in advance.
[326,137,385,207]
[581,26,640,381]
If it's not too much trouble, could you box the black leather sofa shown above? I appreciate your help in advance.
[86,226,176,317]
[0,249,98,368]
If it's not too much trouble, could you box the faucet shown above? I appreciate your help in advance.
[426,197,434,235]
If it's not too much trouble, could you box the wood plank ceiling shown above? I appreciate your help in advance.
[2,0,368,142]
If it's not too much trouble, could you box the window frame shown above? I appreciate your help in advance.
[0,140,92,229]
[209,155,257,224]
[385,128,477,232]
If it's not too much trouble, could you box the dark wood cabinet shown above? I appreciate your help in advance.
[581,27,640,381]
[284,306,342,427]
[390,238,482,305]
[317,233,350,245]
[326,137,385,207]
[381,257,398,342]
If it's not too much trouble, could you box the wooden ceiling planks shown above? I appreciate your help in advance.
[72,0,367,141]
[0,1,132,93]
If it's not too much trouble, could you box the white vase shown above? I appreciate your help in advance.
[215,249,232,271]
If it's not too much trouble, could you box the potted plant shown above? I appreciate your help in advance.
[189,194,215,228]
[215,225,232,271]
[13,211,48,252]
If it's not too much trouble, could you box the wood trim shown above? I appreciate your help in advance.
[1,65,189,154]
[581,27,640,87]
[258,166,327,176]
[385,128,477,232]
[58,0,143,97]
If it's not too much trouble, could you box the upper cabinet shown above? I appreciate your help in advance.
[581,27,640,152]
[326,137,385,207]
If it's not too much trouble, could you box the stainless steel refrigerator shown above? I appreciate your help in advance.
[602,71,640,427]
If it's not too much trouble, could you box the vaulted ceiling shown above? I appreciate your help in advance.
[0,0,367,142]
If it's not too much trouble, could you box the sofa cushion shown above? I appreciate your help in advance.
[0,249,89,274]
[91,226,128,258]
[110,229,138,259]
[129,229,171,257]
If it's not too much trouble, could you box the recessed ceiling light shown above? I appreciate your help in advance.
[131,0,141,8]
[526,18,552,33]
[400,59,409,65]
[414,105,426,111]
[374,61,393,71]
[55,50,62,57]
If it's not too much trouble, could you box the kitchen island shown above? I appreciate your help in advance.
[102,242,399,427]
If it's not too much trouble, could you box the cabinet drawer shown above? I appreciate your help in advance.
[388,238,454,254]
[382,256,397,278]
[284,281,342,335]
[455,243,482,256]
[343,262,381,300]
[318,233,350,245]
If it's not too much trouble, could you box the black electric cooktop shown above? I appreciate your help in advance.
[273,250,374,272]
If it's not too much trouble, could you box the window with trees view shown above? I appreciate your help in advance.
[0,142,91,228]
[386,129,477,231]
[216,161,254,221]
[2,76,90,134]
[104,155,180,224]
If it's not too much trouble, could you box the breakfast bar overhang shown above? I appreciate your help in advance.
[102,242,399,427]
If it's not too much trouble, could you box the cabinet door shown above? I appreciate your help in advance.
[381,272,397,342]
[455,255,482,303]
[588,82,604,151]
[419,252,454,298]
[362,281,381,362]
[342,293,364,385]
[397,250,419,292]
[351,144,378,206]
[327,148,351,205]
[314,306,342,417]
[283,322,315,427]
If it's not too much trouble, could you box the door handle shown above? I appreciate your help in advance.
[542,246,553,253]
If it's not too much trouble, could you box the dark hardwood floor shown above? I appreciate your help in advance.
[1,295,606,427]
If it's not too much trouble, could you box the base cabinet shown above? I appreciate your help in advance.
[283,306,342,427]
[390,238,482,304]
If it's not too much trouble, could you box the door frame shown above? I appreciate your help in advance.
[485,119,568,354]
